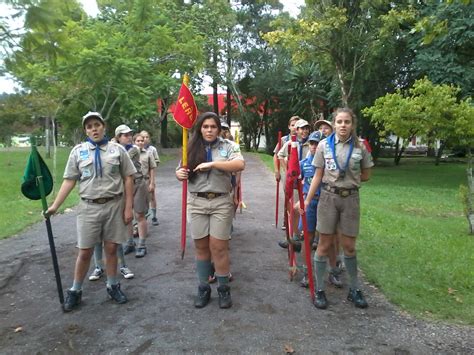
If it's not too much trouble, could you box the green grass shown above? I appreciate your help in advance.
[0,147,174,240]
[256,152,474,325]
[0,147,80,239]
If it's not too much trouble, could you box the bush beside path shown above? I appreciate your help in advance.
[0,152,472,353]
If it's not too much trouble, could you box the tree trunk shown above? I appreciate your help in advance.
[161,115,168,148]
[45,116,51,158]
[212,50,219,115]
[394,137,400,165]
[226,86,232,126]
[435,140,446,166]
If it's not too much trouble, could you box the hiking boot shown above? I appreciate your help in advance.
[152,217,159,226]
[63,289,82,312]
[278,240,288,249]
[107,283,127,304]
[328,271,343,288]
[314,290,328,309]
[194,284,211,308]
[300,276,309,288]
[135,247,147,258]
[347,289,368,308]
[291,241,301,253]
[123,243,136,255]
[88,267,104,281]
[217,285,232,309]
[120,266,134,279]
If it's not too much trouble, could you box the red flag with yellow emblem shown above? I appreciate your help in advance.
[173,82,198,129]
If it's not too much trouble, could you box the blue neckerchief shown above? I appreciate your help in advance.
[297,137,308,160]
[203,138,218,162]
[86,137,109,178]
[125,144,134,151]
[327,132,353,177]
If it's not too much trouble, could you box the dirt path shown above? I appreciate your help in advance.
[0,151,472,354]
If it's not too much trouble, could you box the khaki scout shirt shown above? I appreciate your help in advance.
[273,135,289,154]
[64,141,136,199]
[277,139,310,162]
[139,148,157,178]
[312,136,374,189]
[187,137,244,194]
[127,145,143,179]
[146,145,160,164]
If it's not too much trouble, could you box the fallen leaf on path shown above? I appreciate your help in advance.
[284,344,295,354]
[14,327,23,333]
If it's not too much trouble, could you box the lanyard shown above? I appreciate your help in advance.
[327,133,353,177]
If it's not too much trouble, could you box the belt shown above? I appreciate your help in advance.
[81,194,122,204]
[195,192,226,199]
[322,184,358,197]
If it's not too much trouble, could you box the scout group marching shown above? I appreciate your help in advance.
[47,107,373,312]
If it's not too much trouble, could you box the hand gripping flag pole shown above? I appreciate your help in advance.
[285,135,315,301]
[275,131,282,228]
[172,73,198,259]
[21,137,64,304]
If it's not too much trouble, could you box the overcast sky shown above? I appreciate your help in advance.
[0,0,305,93]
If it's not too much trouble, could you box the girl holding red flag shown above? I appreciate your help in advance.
[175,112,245,309]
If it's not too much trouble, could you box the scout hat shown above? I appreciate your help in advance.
[295,119,310,128]
[82,111,105,127]
[314,119,333,131]
[115,124,133,136]
[308,131,323,143]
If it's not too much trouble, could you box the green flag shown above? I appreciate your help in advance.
[21,146,53,201]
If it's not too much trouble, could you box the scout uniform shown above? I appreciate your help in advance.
[127,144,149,214]
[187,137,244,241]
[312,133,374,237]
[139,147,157,180]
[65,141,136,248]
[146,144,160,165]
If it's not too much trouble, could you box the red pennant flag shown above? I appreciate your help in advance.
[173,83,198,129]
[285,135,300,193]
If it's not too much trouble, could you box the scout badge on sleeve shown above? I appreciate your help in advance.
[173,73,198,259]
[21,137,64,305]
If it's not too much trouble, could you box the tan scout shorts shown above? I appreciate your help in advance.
[133,179,149,214]
[76,198,128,249]
[316,190,360,237]
[187,193,234,240]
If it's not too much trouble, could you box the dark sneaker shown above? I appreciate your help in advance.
[289,241,301,253]
[347,288,368,308]
[152,217,159,226]
[217,285,232,309]
[135,247,147,258]
[278,240,289,249]
[300,276,309,288]
[328,271,343,288]
[123,243,136,255]
[107,283,128,304]
[194,284,211,308]
[63,289,82,312]
[88,267,104,281]
[314,290,328,309]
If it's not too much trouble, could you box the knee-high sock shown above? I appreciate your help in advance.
[344,254,359,290]
[196,260,212,285]
[314,254,328,291]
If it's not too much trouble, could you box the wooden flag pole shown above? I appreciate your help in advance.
[180,73,190,259]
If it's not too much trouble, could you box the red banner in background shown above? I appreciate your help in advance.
[173,83,198,129]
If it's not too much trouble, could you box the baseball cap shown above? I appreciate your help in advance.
[295,119,310,129]
[221,121,229,129]
[115,124,133,136]
[314,119,333,130]
[82,111,105,127]
[308,131,323,143]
